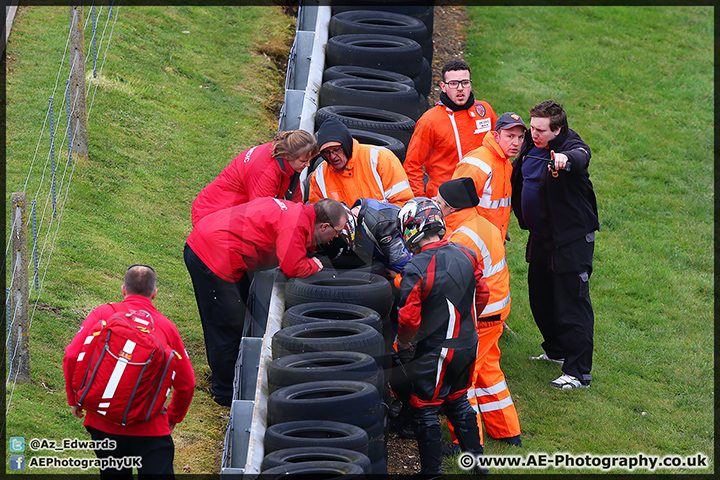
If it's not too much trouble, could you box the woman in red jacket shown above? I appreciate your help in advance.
[191,130,319,226]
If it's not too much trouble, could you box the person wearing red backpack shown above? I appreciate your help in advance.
[63,264,195,479]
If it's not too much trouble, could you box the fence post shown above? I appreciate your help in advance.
[68,5,89,157]
[10,192,31,383]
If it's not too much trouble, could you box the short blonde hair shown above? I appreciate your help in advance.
[271,130,319,161]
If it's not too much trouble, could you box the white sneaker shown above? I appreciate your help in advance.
[550,374,589,390]
[528,352,565,365]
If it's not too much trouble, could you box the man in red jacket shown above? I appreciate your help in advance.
[184,197,346,406]
[63,264,195,478]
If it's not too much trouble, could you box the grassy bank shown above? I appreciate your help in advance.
[441,5,713,474]
[5,5,294,475]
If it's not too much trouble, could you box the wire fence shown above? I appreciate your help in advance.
[2,1,121,436]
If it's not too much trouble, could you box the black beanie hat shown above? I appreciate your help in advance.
[438,178,479,209]
[316,118,353,160]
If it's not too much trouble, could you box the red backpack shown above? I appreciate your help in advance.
[71,303,181,426]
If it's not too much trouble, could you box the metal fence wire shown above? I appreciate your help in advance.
[2,1,121,437]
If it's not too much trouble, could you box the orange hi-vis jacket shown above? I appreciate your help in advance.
[453,131,513,240]
[445,208,511,321]
[445,207,520,443]
[308,139,413,208]
[404,101,496,198]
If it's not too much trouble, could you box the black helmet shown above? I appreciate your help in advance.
[398,197,445,254]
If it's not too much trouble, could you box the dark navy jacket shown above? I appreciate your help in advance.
[511,128,599,248]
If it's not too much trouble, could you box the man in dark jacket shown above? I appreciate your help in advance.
[510,100,599,389]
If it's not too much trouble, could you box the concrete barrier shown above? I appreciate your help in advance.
[220,2,331,475]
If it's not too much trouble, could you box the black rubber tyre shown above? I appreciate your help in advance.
[323,64,414,88]
[267,351,383,395]
[319,77,423,121]
[264,420,369,455]
[267,380,382,428]
[348,128,406,163]
[329,10,428,46]
[412,56,432,97]
[418,93,430,116]
[285,270,393,318]
[320,259,389,278]
[261,447,372,474]
[326,33,423,78]
[282,302,383,334]
[272,321,385,361]
[314,105,415,148]
[332,3,433,34]
[261,461,365,479]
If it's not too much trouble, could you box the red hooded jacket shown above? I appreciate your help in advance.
[191,142,302,226]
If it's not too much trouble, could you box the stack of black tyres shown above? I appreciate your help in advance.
[262,420,371,476]
[265,271,394,475]
[314,3,434,165]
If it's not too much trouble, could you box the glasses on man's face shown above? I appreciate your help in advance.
[443,79,472,89]
[324,223,343,236]
[321,147,344,161]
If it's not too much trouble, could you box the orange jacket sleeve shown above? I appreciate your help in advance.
[377,149,414,207]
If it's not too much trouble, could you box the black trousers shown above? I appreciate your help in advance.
[184,244,251,404]
[407,345,481,475]
[86,426,174,479]
[412,395,483,476]
[527,234,595,384]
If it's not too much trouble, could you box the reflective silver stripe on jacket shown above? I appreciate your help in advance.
[451,226,492,274]
[385,179,410,200]
[369,146,385,195]
[483,197,512,209]
[481,295,511,316]
[447,111,464,162]
[313,160,328,198]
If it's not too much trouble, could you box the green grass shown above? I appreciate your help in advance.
[4,4,713,477]
[5,5,294,475]
[439,5,713,475]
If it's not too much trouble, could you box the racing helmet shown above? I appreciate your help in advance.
[398,197,446,254]
[338,202,356,250]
